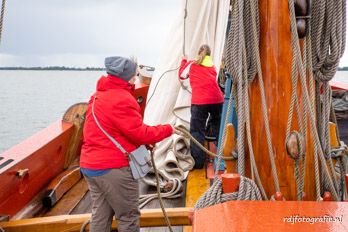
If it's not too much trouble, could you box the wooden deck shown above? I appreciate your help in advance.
[3,162,209,231]
[40,177,191,232]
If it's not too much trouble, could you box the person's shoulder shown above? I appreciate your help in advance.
[106,88,132,101]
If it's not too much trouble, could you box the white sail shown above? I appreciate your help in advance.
[143,0,230,186]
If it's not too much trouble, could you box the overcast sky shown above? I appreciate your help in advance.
[0,0,181,67]
[0,0,347,68]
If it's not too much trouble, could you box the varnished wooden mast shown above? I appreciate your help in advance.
[248,0,316,200]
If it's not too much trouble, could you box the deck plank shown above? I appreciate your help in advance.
[45,179,89,216]
[68,179,187,232]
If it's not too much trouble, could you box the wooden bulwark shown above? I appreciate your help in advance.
[0,121,74,217]
[0,208,192,232]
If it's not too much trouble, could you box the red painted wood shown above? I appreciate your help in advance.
[221,173,240,194]
[0,120,74,217]
[330,81,348,91]
[133,82,149,118]
[275,192,285,201]
[323,192,332,201]
[345,175,348,199]
[193,201,348,232]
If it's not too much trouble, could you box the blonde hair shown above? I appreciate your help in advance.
[195,44,211,64]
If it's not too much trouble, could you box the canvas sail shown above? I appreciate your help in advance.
[143,0,229,186]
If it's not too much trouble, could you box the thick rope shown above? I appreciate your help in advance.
[194,176,262,210]
[311,0,346,197]
[139,178,183,209]
[225,0,280,193]
[288,0,340,201]
[80,219,90,232]
[311,0,346,82]
[174,126,234,160]
[0,0,6,44]
[150,150,173,232]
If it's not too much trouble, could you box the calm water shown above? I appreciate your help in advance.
[0,70,103,152]
[0,70,347,153]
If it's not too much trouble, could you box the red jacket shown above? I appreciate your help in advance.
[178,59,224,105]
[80,75,173,170]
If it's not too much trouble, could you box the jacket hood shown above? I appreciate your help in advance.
[96,74,135,92]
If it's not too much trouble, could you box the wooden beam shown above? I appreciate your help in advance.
[45,179,89,216]
[42,167,82,208]
[0,207,193,232]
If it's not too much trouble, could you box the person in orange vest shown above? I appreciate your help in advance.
[178,44,224,169]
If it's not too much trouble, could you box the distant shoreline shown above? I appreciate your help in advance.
[0,66,347,71]
[0,67,105,71]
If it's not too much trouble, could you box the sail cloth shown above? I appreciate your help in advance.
[143,0,230,186]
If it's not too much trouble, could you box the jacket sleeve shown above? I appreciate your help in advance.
[113,98,173,145]
[178,58,189,80]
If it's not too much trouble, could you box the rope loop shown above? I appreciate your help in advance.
[195,176,262,210]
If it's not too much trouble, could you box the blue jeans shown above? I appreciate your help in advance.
[190,103,223,169]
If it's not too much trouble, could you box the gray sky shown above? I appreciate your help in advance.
[0,0,347,68]
[0,0,181,67]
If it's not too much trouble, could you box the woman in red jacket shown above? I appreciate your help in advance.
[178,44,224,169]
[80,56,173,232]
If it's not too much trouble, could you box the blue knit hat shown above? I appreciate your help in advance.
[104,56,137,81]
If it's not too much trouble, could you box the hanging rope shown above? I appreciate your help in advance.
[174,126,235,160]
[146,0,189,105]
[288,0,343,201]
[311,0,346,82]
[224,0,280,194]
[183,0,188,56]
[149,150,173,232]
[0,0,6,44]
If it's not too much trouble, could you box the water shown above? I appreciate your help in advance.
[0,70,347,153]
[333,71,348,83]
[0,70,103,152]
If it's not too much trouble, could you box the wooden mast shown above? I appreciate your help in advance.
[248,0,316,200]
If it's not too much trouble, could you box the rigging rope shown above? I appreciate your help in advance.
[0,0,6,44]
[146,0,189,105]
[311,0,346,198]
[149,149,173,232]
[287,0,347,201]
[224,0,280,194]
[174,126,234,160]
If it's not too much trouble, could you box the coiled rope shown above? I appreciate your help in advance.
[194,176,262,210]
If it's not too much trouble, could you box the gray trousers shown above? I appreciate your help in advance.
[84,167,140,232]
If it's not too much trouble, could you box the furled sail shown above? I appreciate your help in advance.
[143,0,229,186]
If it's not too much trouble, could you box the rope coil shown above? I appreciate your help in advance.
[194,176,262,210]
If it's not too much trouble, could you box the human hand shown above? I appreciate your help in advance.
[182,55,187,60]
[146,144,156,152]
